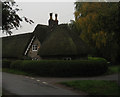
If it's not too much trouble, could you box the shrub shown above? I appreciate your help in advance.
[10,60,23,70]
[88,57,107,61]
[2,59,11,68]
[10,58,108,77]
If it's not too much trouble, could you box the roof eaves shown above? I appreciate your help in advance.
[24,36,35,56]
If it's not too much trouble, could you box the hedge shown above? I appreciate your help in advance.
[2,59,11,68]
[10,59,108,77]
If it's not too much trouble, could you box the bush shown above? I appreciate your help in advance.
[2,59,11,68]
[88,57,107,61]
[10,60,22,70]
[10,58,108,77]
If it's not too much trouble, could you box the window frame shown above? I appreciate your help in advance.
[32,44,38,51]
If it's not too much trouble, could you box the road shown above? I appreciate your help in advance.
[0,71,2,96]
[33,73,119,84]
[2,72,83,96]
[2,72,119,96]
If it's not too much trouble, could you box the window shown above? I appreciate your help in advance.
[67,57,71,60]
[32,58,38,60]
[32,45,38,51]
[64,57,72,60]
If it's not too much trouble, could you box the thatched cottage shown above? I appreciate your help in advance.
[2,13,89,60]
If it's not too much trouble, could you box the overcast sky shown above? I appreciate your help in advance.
[1,1,76,37]
[1,0,118,37]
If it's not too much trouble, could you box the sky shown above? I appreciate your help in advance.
[0,0,118,37]
[1,1,76,37]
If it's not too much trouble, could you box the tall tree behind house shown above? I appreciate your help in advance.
[73,2,119,63]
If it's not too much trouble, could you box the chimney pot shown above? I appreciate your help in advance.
[50,13,53,20]
[55,14,58,20]
[50,13,52,16]
[55,14,57,17]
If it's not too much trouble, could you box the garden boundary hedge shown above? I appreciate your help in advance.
[2,59,11,68]
[10,59,108,77]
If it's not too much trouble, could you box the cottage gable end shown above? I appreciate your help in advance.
[27,36,41,60]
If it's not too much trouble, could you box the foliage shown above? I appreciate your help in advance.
[105,65,120,75]
[88,57,107,61]
[2,1,34,35]
[3,68,29,76]
[10,60,23,70]
[0,1,2,28]
[10,59,108,77]
[74,2,119,63]
[2,59,11,68]
[60,80,119,96]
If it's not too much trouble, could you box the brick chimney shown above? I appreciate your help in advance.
[48,13,58,27]
[55,14,58,21]
[49,13,54,26]
[50,13,53,20]
[55,14,58,25]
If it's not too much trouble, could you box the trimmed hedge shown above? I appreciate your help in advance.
[10,59,108,77]
[88,57,107,61]
[2,60,11,68]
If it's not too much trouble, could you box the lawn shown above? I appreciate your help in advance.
[105,65,120,75]
[2,68,31,76]
[60,80,120,96]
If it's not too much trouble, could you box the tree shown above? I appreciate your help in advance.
[74,2,119,63]
[1,1,34,35]
[0,1,2,29]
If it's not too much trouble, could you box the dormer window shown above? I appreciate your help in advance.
[32,44,38,51]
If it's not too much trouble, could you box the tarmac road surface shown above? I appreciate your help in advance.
[2,72,82,96]
[2,72,119,96]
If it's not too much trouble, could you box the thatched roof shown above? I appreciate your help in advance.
[33,24,49,44]
[2,24,89,59]
[2,33,33,59]
[38,24,89,57]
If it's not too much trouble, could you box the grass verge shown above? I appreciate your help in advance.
[2,68,34,76]
[105,65,120,75]
[60,80,120,96]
